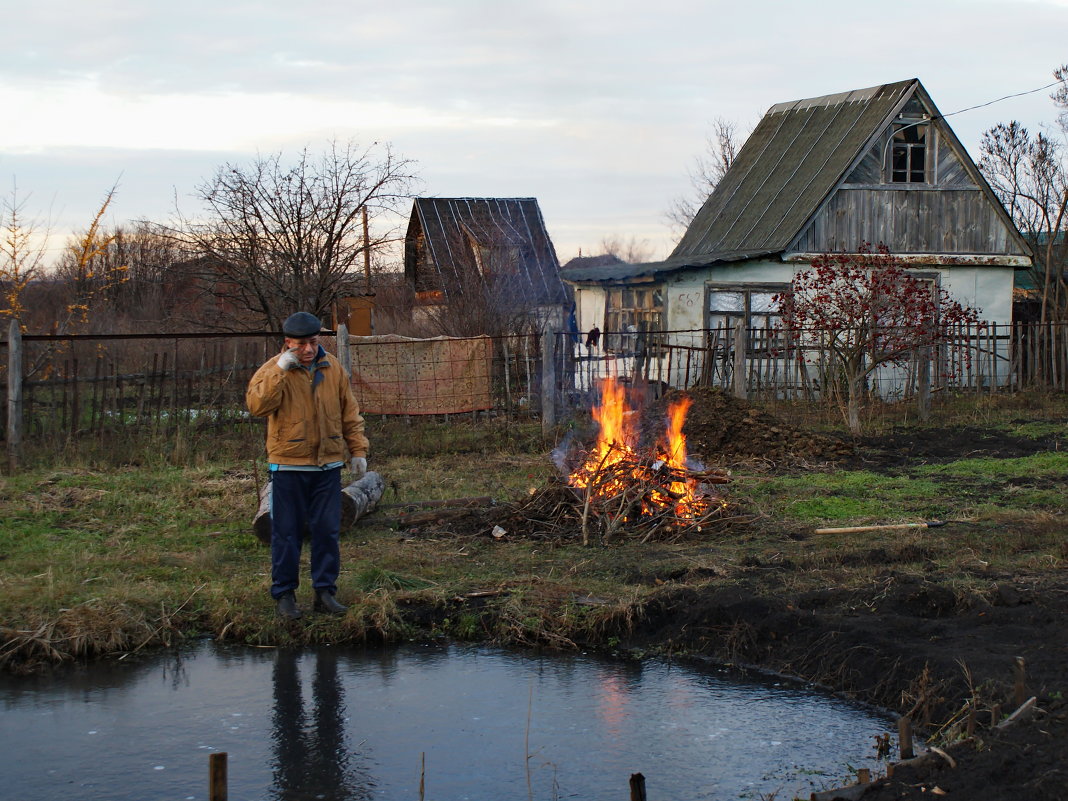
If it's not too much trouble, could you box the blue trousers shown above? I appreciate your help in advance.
[269,468,342,599]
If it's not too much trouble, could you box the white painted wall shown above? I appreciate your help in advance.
[567,260,1014,334]
[938,265,1014,325]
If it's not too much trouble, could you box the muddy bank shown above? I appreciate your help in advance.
[600,566,1068,800]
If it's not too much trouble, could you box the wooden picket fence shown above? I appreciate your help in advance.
[3,320,1068,470]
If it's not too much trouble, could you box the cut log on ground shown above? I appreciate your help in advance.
[252,471,385,544]
[341,471,385,529]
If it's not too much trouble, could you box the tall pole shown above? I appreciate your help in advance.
[362,206,371,295]
[6,319,22,473]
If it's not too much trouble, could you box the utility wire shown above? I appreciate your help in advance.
[936,77,1068,121]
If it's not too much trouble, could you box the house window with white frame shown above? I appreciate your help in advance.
[706,286,785,329]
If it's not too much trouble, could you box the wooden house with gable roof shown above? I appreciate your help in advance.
[563,79,1032,354]
[404,197,572,332]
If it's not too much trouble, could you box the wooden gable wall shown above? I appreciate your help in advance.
[792,96,1029,259]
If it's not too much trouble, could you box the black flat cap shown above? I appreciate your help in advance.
[282,312,322,338]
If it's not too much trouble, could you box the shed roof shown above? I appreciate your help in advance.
[408,197,570,305]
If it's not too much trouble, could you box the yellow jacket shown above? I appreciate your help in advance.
[246,348,369,466]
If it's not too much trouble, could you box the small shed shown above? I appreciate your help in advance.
[404,197,572,332]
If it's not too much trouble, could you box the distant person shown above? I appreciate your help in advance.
[246,312,369,620]
[585,325,601,352]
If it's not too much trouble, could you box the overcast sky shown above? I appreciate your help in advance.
[2,0,1067,267]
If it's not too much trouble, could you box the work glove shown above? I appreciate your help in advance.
[350,457,367,478]
[277,349,300,371]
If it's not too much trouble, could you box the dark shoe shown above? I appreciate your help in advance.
[276,592,303,620]
[314,590,347,615]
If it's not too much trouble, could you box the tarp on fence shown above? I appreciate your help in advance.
[348,334,493,415]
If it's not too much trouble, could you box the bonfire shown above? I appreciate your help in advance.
[563,377,732,543]
[395,378,738,544]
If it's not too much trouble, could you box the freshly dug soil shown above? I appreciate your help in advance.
[646,386,854,467]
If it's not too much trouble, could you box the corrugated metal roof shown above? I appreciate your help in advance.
[673,79,916,258]
[408,197,570,304]
[560,249,777,282]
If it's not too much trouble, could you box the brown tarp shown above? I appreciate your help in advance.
[348,334,493,415]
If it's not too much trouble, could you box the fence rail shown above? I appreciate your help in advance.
[3,321,1068,467]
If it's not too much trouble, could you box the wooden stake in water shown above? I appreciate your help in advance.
[629,772,647,801]
[897,717,914,760]
[209,752,227,801]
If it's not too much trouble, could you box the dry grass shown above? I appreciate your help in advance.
[1,395,1066,673]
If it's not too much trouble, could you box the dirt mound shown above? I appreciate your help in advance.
[646,387,852,467]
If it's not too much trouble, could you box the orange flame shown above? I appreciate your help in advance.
[569,378,711,519]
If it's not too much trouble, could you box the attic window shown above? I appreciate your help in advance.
[888,121,929,183]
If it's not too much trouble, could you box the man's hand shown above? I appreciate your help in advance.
[277,348,300,370]
[350,457,367,478]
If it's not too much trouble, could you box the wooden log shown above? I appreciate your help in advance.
[814,521,945,536]
[340,470,385,528]
[887,743,961,778]
[252,471,385,544]
[253,481,273,543]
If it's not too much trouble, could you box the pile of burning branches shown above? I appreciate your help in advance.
[395,377,744,544]
[566,446,732,543]
[551,376,738,543]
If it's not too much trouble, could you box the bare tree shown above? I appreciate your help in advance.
[0,181,49,328]
[417,249,555,337]
[978,66,1068,323]
[599,234,656,264]
[53,220,189,330]
[666,117,742,236]
[979,122,1067,322]
[178,139,418,331]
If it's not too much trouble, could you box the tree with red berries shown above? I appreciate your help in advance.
[774,244,981,434]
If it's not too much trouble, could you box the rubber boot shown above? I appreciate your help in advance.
[276,591,303,620]
[314,590,347,615]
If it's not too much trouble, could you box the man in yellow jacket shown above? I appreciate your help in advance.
[246,311,369,620]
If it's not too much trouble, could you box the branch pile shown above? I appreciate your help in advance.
[397,463,743,544]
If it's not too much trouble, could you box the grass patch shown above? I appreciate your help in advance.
[2,396,1066,673]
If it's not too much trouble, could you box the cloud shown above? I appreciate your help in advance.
[3,0,1067,262]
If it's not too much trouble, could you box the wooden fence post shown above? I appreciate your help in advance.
[916,346,931,421]
[209,751,228,801]
[336,322,351,376]
[732,322,747,400]
[541,330,556,436]
[6,319,22,473]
